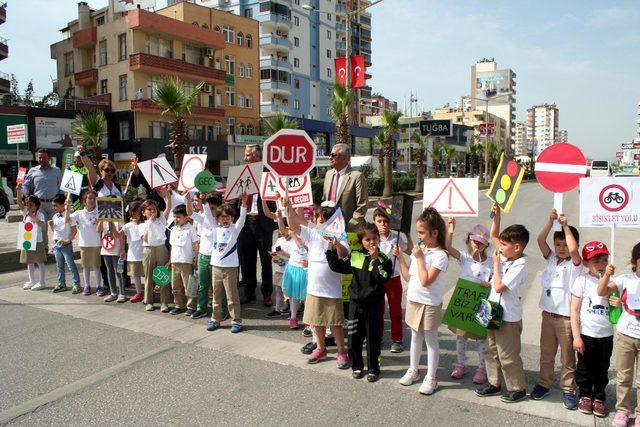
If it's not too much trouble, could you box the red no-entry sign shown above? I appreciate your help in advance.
[535,143,587,193]
[263,129,316,177]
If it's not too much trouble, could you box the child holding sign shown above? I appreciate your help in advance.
[445,218,492,384]
[121,201,144,303]
[68,190,103,296]
[16,187,47,291]
[50,194,81,293]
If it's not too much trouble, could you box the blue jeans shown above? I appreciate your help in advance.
[53,243,80,286]
[103,255,125,296]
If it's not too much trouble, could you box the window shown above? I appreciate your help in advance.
[215,90,222,106]
[245,34,252,48]
[238,63,245,77]
[327,13,331,20]
[202,24,209,29]
[98,40,107,66]
[295,0,299,5]
[294,37,299,47]
[147,76,159,99]
[227,117,235,135]
[326,49,332,58]
[183,43,204,65]
[215,58,221,70]
[294,58,299,68]
[95,15,105,26]
[294,99,300,110]
[294,78,300,88]
[214,25,221,32]
[327,68,331,77]
[215,120,222,137]
[118,34,127,61]
[146,35,172,58]
[119,121,129,141]
[183,81,200,106]
[327,30,331,40]
[246,95,253,108]
[237,32,244,46]
[225,86,235,106]
[225,55,235,75]
[64,52,74,76]
[187,125,205,141]
[238,124,245,135]
[238,93,245,108]
[244,9,253,18]
[118,74,127,101]
[100,79,108,94]
[148,121,167,139]
[294,16,299,26]
[247,124,254,135]
[222,26,235,43]
[245,63,253,78]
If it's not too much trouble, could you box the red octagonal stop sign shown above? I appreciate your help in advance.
[534,143,587,193]
[263,129,316,177]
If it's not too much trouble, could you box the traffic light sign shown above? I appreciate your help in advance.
[486,154,524,213]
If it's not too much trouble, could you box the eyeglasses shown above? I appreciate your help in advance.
[329,153,342,158]
[103,168,115,173]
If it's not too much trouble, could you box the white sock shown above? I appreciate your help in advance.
[38,263,46,284]
[93,268,102,288]
[27,264,35,283]
[410,329,425,371]
[424,330,440,380]
[290,298,299,319]
[477,340,486,369]
[456,336,467,365]
[132,276,142,293]
[83,268,91,288]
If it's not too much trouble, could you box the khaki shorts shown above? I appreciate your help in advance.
[80,247,101,268]
[405,300,442,332]
[302,294,344,326]
[20,245,46,264]
[127,261,143,277]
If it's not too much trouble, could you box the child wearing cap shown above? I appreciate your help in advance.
[597,242,640,427]
[570,240,613,418]
[530,210,582,409]
[445,218,492,384]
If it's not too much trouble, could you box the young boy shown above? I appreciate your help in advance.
[570,241,613,418]
[531,210,582,409]
[50,194,81,293]
[373,207,412,353]
[475,203,529,403]
[168,204,199,315]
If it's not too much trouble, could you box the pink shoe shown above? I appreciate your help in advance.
[289,317,299,329]
[612,411,629,427]
[336,351,350,369]
[130,293,144,303]
[473,367,487,384]
[450,363,466,379]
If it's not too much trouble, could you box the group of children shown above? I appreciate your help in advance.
[16,181,640,424]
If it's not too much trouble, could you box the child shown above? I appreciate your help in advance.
[287,203,350,367]
[168,204,199,315]
[396,207,448,395]
[570,241,613,418]
[282,216,309,330]
[531,210,582,408]
[97,220,126,302]
[139,196,171,312]
[49,194,81,293]
[121,200,144,303]
[16,187,47,291]
[266,209,289,319]
[327,222,392,382]
[206,194,247,333]
[475,203,529,403]
[373,207,412,353]
[445,217,492,384]
[68,190,103,296]
[597,242,640,427]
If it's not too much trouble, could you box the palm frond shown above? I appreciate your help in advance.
[71,110,106,147]
[265,114,299,135]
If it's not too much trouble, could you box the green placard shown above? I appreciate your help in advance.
[194,170,215,193]
[341,232,360,302]
[61,147,76,172]
[153,265,171,286]
[442,278,491,338]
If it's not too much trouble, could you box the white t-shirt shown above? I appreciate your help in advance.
[539,252,583,316]
[97,181,122,197]
[193,205,218,257]
[571,273,613,338]
[170,223,199,263]
[458,251,493,283]
[406,248,449,306]
[488,255,528,322]
[70,208,101,247]
[615,273,640,339]
[283,239,308,269]
[122,221,143,262]
[100,222,122,256]
[272,236,289,273]
[210,207,246,268]
[52,212,72,242]
[300,225,349,299]
[378,232,407,277]
[167,191,187,226]
[139,216,167,247]
[22,210,46,243]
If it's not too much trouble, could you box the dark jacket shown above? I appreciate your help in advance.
[231,193,277,232]
[326,248,392,304]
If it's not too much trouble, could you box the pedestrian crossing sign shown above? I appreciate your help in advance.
[319,207,347,240]
[60,169,83,196]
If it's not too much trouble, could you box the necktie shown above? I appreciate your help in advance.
[330,173,339,202]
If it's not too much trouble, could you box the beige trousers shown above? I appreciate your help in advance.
[616,332,640,414]
[171,262,195,310]
[485,320,527,392]
[538,311,576,392]
[212,266,240,323]
[142,245,169,305]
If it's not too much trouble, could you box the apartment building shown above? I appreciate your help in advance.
[371,93,397,115]
[432,106,508,150]
[557,129,568,143]
[513,122,528,157]
[526,103,559,157]
[0,2,8,94]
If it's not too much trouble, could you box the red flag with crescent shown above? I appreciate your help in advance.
[350,55,365,88]
[334,57,347,86]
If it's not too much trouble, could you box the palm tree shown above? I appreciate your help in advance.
[264,114,299,135]
[443,144,456,177]
[71,110,107,166]
[330,83,352,146]
[429,143,443,178]
[486,141,498,181]
[455,152,466,177]
[475,143,485,180]
[373,130,385,178]
[412,132,427,192]
[154,77,203,169]
[467,142,479,178]
[380,110,403,197]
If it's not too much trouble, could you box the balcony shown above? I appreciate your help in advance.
[257,13,292,30]
[260,80,292,96]
[0,71,9,94]
[130,53,226,84]
[260,57,292,71]
[72,27,97,49]
[259,34,292,52]
[0,37,6,61]
[131,99,225,120]
[74,68,98,86]
[336,22,346,33]
[128,8,224,50]
[260,103,292,116]
[0,4,5,25]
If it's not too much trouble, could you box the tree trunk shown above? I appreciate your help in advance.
[91,141,102,167]
[469,156,475,178]
[382,140,393,197]
[377,150,384,178]
[169,117,187,169]
[414,151,424,192]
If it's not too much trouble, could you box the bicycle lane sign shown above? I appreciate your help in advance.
[580,177,640,227]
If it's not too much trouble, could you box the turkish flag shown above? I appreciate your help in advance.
[334,57,347,86]
[350,55,365,88]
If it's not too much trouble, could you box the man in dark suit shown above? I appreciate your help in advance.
[238,145,277,306]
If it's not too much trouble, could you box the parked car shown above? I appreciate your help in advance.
[0,188,10,219]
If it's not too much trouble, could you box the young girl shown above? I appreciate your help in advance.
[68,190,103,296]
[395,207,449,395]
[17,187,47,290]
[121,200,144,303]
[281,216,309,330]
[139,196,171,312]
[445,218,492,384]
[597,242,640,427]
[266,209,289,319]
[97,219,126,302]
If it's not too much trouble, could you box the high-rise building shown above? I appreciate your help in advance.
[370,93,396,115]
[470,58,516,154]
[513,122,528,157]
[0,1,8,94]
[557,129,568,143]
[455,96,472,112]
[526,103,559,157]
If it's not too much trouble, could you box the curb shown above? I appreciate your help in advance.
[0,250,81,274]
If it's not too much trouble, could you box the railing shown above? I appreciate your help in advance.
[131,98,224,118]
[0,71,8,80]
[130,53,226,82]
[0,94,111,112]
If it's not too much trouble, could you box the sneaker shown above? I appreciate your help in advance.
[366,373,380,383]
[530,384,550,400]
[501,389,527,403]
[96,287,106,297]
[475,383,502,397]
[399,368,420,386]
[71,285,82,294]
[307,348,327,364]
[593,399,606,418]
[472,367,487,384]
[302,327,312,338]
[289,317,299,329]
[336,351,349,369]
[130,293,144,303]
[145,304,155,311]
[419,377,438,395]
[301,342,317,355]
[390,341,404,353]
[230,322,242,333]
[563,392,578,410]
[160,304,170,313]
[450,363,466,379]
[103,294,118,302]
[206,321,219,331]
[265,309,282,318]
[612,411,629,427]
[53,283,67,293]
[281,301,290,313]
[83,286,91,296]
[22,281,34,290]
[30,282,46,291]
[170,307,186,315]
[352,370,364,379]
[117,295,127,303]
[186,308,195,316]
[191,310,207,319]
[578,397,593,414]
